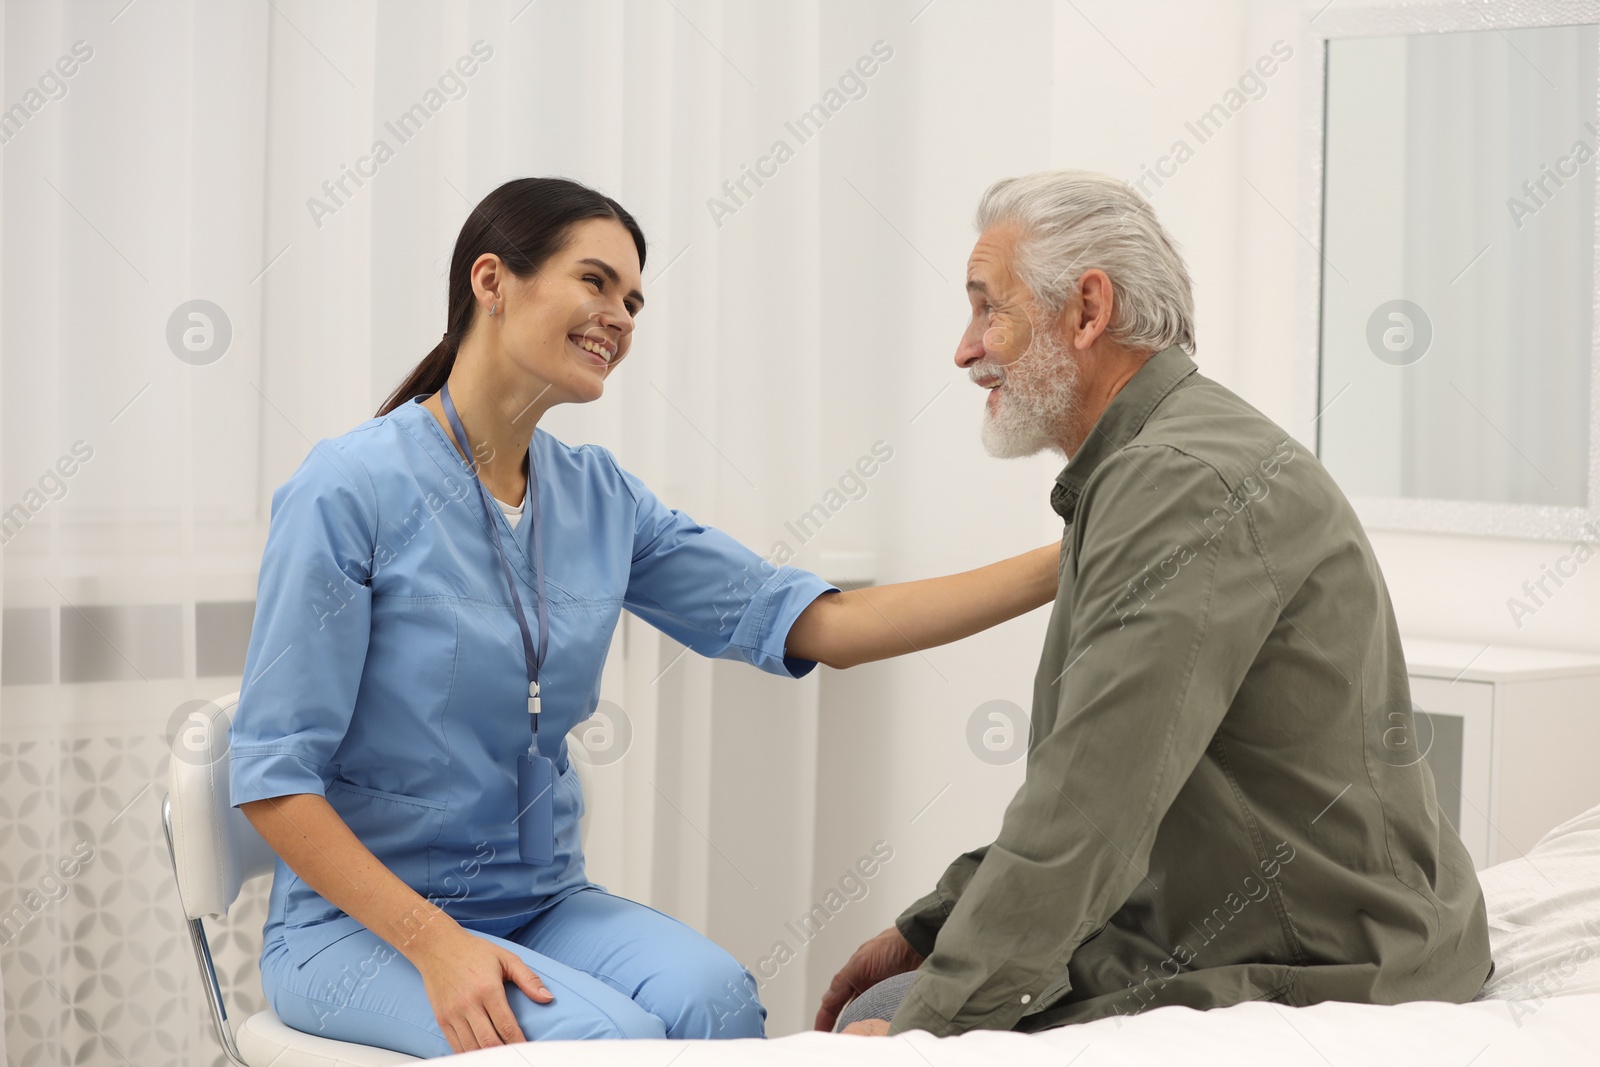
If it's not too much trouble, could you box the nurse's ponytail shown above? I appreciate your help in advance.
[376,177,647,417]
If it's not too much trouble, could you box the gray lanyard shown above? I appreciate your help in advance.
[439,383,548,754]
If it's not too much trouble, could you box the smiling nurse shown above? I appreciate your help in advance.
[230,177,1059,1058]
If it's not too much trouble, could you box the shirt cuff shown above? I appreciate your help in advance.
[895,889,950,959]
[887,955,1052,1037]
[731,565,839,679]
[229,748,330,807]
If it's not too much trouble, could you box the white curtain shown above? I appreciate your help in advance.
[1,0,1080,1057]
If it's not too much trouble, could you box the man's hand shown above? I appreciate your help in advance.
[813,925,924,1032]
[842,1019,891,1036]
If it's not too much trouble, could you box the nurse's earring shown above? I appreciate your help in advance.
[489,303,498,317]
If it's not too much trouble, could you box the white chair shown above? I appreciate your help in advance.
[161,691,420,1066]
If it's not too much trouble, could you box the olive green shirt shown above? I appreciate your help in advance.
[890,346,1491,1037]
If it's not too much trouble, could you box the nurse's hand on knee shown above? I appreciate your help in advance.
[412,928,554,1053]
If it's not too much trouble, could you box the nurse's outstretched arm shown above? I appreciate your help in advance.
[784,540,1061,669]
[240,794,554,1054]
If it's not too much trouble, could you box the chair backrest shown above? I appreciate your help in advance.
[165,691,279,921]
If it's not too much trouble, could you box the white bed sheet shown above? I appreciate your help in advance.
[437,993,1600,1066]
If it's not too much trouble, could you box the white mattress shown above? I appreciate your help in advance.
[437,994,1600,1065]
[428,803,1600,1065]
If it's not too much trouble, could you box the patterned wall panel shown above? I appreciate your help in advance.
[1,735,269,1067]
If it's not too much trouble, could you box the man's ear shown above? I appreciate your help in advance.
[1070,269,1115,349]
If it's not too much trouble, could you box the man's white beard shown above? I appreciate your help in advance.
[979,329,1082,459]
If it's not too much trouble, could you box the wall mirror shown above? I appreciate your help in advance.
[1310,1,1600,539]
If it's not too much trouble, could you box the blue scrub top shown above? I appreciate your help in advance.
[229,395,837,966]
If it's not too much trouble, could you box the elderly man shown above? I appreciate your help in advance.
[816,170,1491,1038]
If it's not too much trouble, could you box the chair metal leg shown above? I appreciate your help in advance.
[163,793,250,1067]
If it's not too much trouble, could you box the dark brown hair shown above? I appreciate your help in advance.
[376,177,647,417]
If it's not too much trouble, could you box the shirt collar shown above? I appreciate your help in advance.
[1049,345,1197,520]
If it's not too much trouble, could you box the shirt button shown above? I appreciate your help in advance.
[1020,994,1031,1005]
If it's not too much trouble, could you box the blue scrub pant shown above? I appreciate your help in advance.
[260,886,766,1056]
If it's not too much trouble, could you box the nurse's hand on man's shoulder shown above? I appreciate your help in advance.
[409,924,554,1053]
[813,925,923,1033]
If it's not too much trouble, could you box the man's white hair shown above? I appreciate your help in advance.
[975,169,1196,356]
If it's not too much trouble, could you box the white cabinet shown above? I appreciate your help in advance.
[1403,638,1600,870]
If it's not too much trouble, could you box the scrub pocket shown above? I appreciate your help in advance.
[557,759,585,842]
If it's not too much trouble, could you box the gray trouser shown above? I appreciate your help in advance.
[832,972,918,1032]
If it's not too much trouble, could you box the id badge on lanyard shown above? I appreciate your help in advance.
[516,745,555,866]
[442,384,556,866]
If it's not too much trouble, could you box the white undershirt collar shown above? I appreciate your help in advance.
[493,494,524,529]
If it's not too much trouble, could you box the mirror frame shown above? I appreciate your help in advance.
[1304,0,1600,541]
